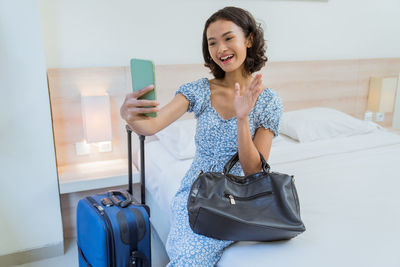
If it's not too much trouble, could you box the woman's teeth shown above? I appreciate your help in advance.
[221,55,234,62]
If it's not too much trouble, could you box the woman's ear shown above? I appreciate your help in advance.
[246,33,254,48]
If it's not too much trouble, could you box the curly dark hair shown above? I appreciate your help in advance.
[202,6,268,79]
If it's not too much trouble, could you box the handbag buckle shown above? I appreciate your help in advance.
[228,194,236,205]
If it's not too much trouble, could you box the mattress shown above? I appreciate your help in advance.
[142,129,400,266]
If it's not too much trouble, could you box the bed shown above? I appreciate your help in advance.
[138,107,400,267]
[46,58,400,265]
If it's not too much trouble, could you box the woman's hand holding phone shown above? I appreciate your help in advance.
[120,84,160,125]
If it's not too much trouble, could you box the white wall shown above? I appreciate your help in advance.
[0,0,63,260]
[38,0,400,68]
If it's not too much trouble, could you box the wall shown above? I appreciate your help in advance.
[38,0,400,68]
[0,0,64,265]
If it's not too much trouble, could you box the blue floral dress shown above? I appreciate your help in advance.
[165,77,283,266]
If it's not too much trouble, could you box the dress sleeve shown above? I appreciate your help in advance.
[256,88,283,138]
[174,78,207,118]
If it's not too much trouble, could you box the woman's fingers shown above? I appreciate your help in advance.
[121,86,159,120]
[248,76,256,90]
[249,74,262,90]
[247,75,261,94]
[246,77,262,103]
[126,98,159,107]
[256,76,263,92]
[235,82,240,97]
[136,99,159,107]
[132,84,154,98]
[129,107,160,113]
[253,76,263,93]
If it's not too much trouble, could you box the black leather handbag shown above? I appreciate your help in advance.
[187,152,306,241]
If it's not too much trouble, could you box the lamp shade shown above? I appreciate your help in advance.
[81,94,112,143]
[367,77,398,113]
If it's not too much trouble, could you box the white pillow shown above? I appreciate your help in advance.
[271,134,286,145]
[280,107,382,143]
[154,119,196,160]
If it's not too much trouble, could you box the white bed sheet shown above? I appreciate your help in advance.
[142,129,400,266]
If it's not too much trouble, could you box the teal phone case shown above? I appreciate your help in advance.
[130,58,157,117]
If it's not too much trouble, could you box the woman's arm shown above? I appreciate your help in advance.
[120,85,189,136]
[234,73,274,176]
[237,118,273,175]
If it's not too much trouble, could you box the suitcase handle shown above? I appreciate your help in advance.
[126,124,146,205]
[108,190,132,208]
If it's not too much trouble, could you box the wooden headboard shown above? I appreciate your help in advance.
[47,58,400,190]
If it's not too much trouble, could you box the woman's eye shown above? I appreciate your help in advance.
[209,37,232,46]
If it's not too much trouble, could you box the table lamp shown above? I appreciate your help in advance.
[77,94,113,154]
[367,76,398,127]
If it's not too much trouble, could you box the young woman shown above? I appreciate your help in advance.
[120,6,283,266]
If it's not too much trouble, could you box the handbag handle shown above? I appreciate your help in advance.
[223,152,271,175]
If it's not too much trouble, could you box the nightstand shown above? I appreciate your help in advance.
[58,159,139,194]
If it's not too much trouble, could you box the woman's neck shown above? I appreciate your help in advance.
[219,69,253,92]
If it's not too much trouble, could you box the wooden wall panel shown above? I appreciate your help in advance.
[262,60,361,117]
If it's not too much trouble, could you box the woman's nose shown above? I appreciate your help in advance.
[217,43,228,54]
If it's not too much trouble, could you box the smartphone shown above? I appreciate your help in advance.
[130,58,157,117]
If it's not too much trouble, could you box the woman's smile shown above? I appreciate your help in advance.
[221,54,234,64]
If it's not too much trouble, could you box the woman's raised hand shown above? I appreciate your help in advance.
[234,74,263,120]
[120,85,160,125]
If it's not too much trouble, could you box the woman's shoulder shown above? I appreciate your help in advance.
[258,87,281,105]
[179,77,209,89]
[255,87,282,117]
[175,78,209,117]
[176,77,209,97]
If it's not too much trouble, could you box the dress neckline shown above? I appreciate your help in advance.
[204,78,266,122]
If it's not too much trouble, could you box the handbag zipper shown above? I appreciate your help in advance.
[86,197,116,267]
[224,191,273,205]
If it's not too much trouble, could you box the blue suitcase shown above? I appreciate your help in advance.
[77,126,151,267]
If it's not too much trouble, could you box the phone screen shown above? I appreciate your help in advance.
[130,58,157,117]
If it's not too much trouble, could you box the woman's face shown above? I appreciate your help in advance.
[206,19,252,74]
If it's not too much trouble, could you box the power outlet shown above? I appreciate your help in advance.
[98,141,113,152]
[375,112,385,122]
[364,111,373,121]
[75,141,91,155]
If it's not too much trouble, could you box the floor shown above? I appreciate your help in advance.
[14,226,170,267]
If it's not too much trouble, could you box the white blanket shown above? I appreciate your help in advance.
[143,129,400,267]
